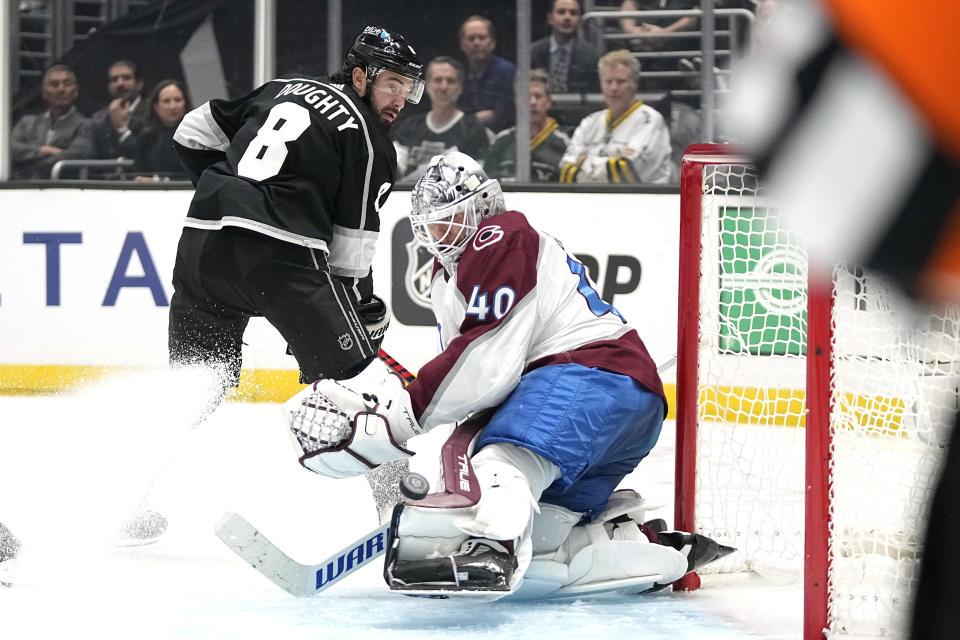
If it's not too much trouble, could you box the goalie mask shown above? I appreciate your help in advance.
[343,26,425,104]
[410,152,505,266]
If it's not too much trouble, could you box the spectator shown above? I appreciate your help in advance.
[559,49,671,184]
[393,57,491,181]
[134,79,190,180]
[531,0,602,94]
[484,69,570,182]
[90,60,148,161]
[11,64,94,179]
[618,0,699,92]
[618,0,698,51]
[458,15,516,133]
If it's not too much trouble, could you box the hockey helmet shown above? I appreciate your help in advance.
[410,152,505,266]
[343,26,425,104]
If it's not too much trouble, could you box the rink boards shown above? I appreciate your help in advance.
[0,187,680,409]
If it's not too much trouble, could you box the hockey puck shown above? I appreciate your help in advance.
[399,472,430,500]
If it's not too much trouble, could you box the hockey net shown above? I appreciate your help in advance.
[676,145,959,638]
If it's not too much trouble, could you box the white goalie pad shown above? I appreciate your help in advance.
[510,490,688,600]
[391,443,559,596]
[395,451,540,562]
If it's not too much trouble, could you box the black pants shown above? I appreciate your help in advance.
[168,226,374,387]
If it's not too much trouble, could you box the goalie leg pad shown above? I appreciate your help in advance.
[390,445,546,562]
[510,490,688,600]
[386,443,559,595]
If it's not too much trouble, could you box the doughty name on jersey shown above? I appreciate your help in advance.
[275,81,360,132]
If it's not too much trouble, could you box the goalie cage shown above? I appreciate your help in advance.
[675,144,959,639]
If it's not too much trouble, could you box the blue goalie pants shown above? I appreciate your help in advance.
[475,363,665,520]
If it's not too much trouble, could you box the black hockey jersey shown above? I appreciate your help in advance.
[392,111,490,181]
[173,77,397,279]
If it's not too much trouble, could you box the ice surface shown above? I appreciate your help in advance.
[0,371,802,639]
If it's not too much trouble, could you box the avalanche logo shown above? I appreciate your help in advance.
[472,225,504,251]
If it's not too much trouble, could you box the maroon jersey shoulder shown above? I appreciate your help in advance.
[456,211,540,294]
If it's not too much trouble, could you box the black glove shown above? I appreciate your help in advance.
[357,294,390,352]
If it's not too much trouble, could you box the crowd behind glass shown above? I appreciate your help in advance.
[9,0,768,185]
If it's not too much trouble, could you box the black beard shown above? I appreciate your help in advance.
[360,90,396,134]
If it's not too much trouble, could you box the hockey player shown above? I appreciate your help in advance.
[168,26,423,395]
[559,49,672,184]
[393,56,491,182]
[286,152,730,598]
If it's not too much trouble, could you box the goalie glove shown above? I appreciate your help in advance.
[285,360,425,478]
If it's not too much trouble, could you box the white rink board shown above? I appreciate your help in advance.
[0,188,679,380]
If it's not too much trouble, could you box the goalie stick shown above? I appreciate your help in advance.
[215,425,481,597]
[215,419,483,597]
[215,512,391,596]
[215,349,433,596]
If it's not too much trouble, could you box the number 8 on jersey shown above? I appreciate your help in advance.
[237,102,312,181]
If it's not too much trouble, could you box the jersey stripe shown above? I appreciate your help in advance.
[328,224,378,278]
[182,216,330,251]
[174,102,230,151]
[324,83,374,228]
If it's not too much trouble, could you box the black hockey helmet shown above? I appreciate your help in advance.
[343,26,425,103]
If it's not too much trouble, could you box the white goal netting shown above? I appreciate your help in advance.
[685,160,958,638]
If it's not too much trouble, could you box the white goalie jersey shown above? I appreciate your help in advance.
[405,210,666,429]
[559,100,672,185]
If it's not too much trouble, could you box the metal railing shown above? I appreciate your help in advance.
[50,158,134,180]
[580,8,755,142]
[12,0,155,93]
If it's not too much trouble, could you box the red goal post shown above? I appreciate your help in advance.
[675,144,955,639]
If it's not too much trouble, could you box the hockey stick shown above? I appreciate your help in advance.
[214,416,483,597]
[215,512,391,596]
[378,348,416,385]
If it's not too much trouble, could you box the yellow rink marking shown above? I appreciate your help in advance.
[1,365,907,432]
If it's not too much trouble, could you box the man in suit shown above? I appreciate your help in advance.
[458,15,517,133]
[530,0,602,95]
[90,60,148,160]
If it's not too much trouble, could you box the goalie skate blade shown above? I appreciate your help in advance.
[391,587,510,602]
[551,574,663,598]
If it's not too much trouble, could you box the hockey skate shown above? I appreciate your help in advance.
[644,529,736,592]
[386,536,518,599]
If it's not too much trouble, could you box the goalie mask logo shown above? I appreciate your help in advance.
[338,333,354,351]
[404,238,435,310]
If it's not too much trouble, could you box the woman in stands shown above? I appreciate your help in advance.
[134,79,190,180]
